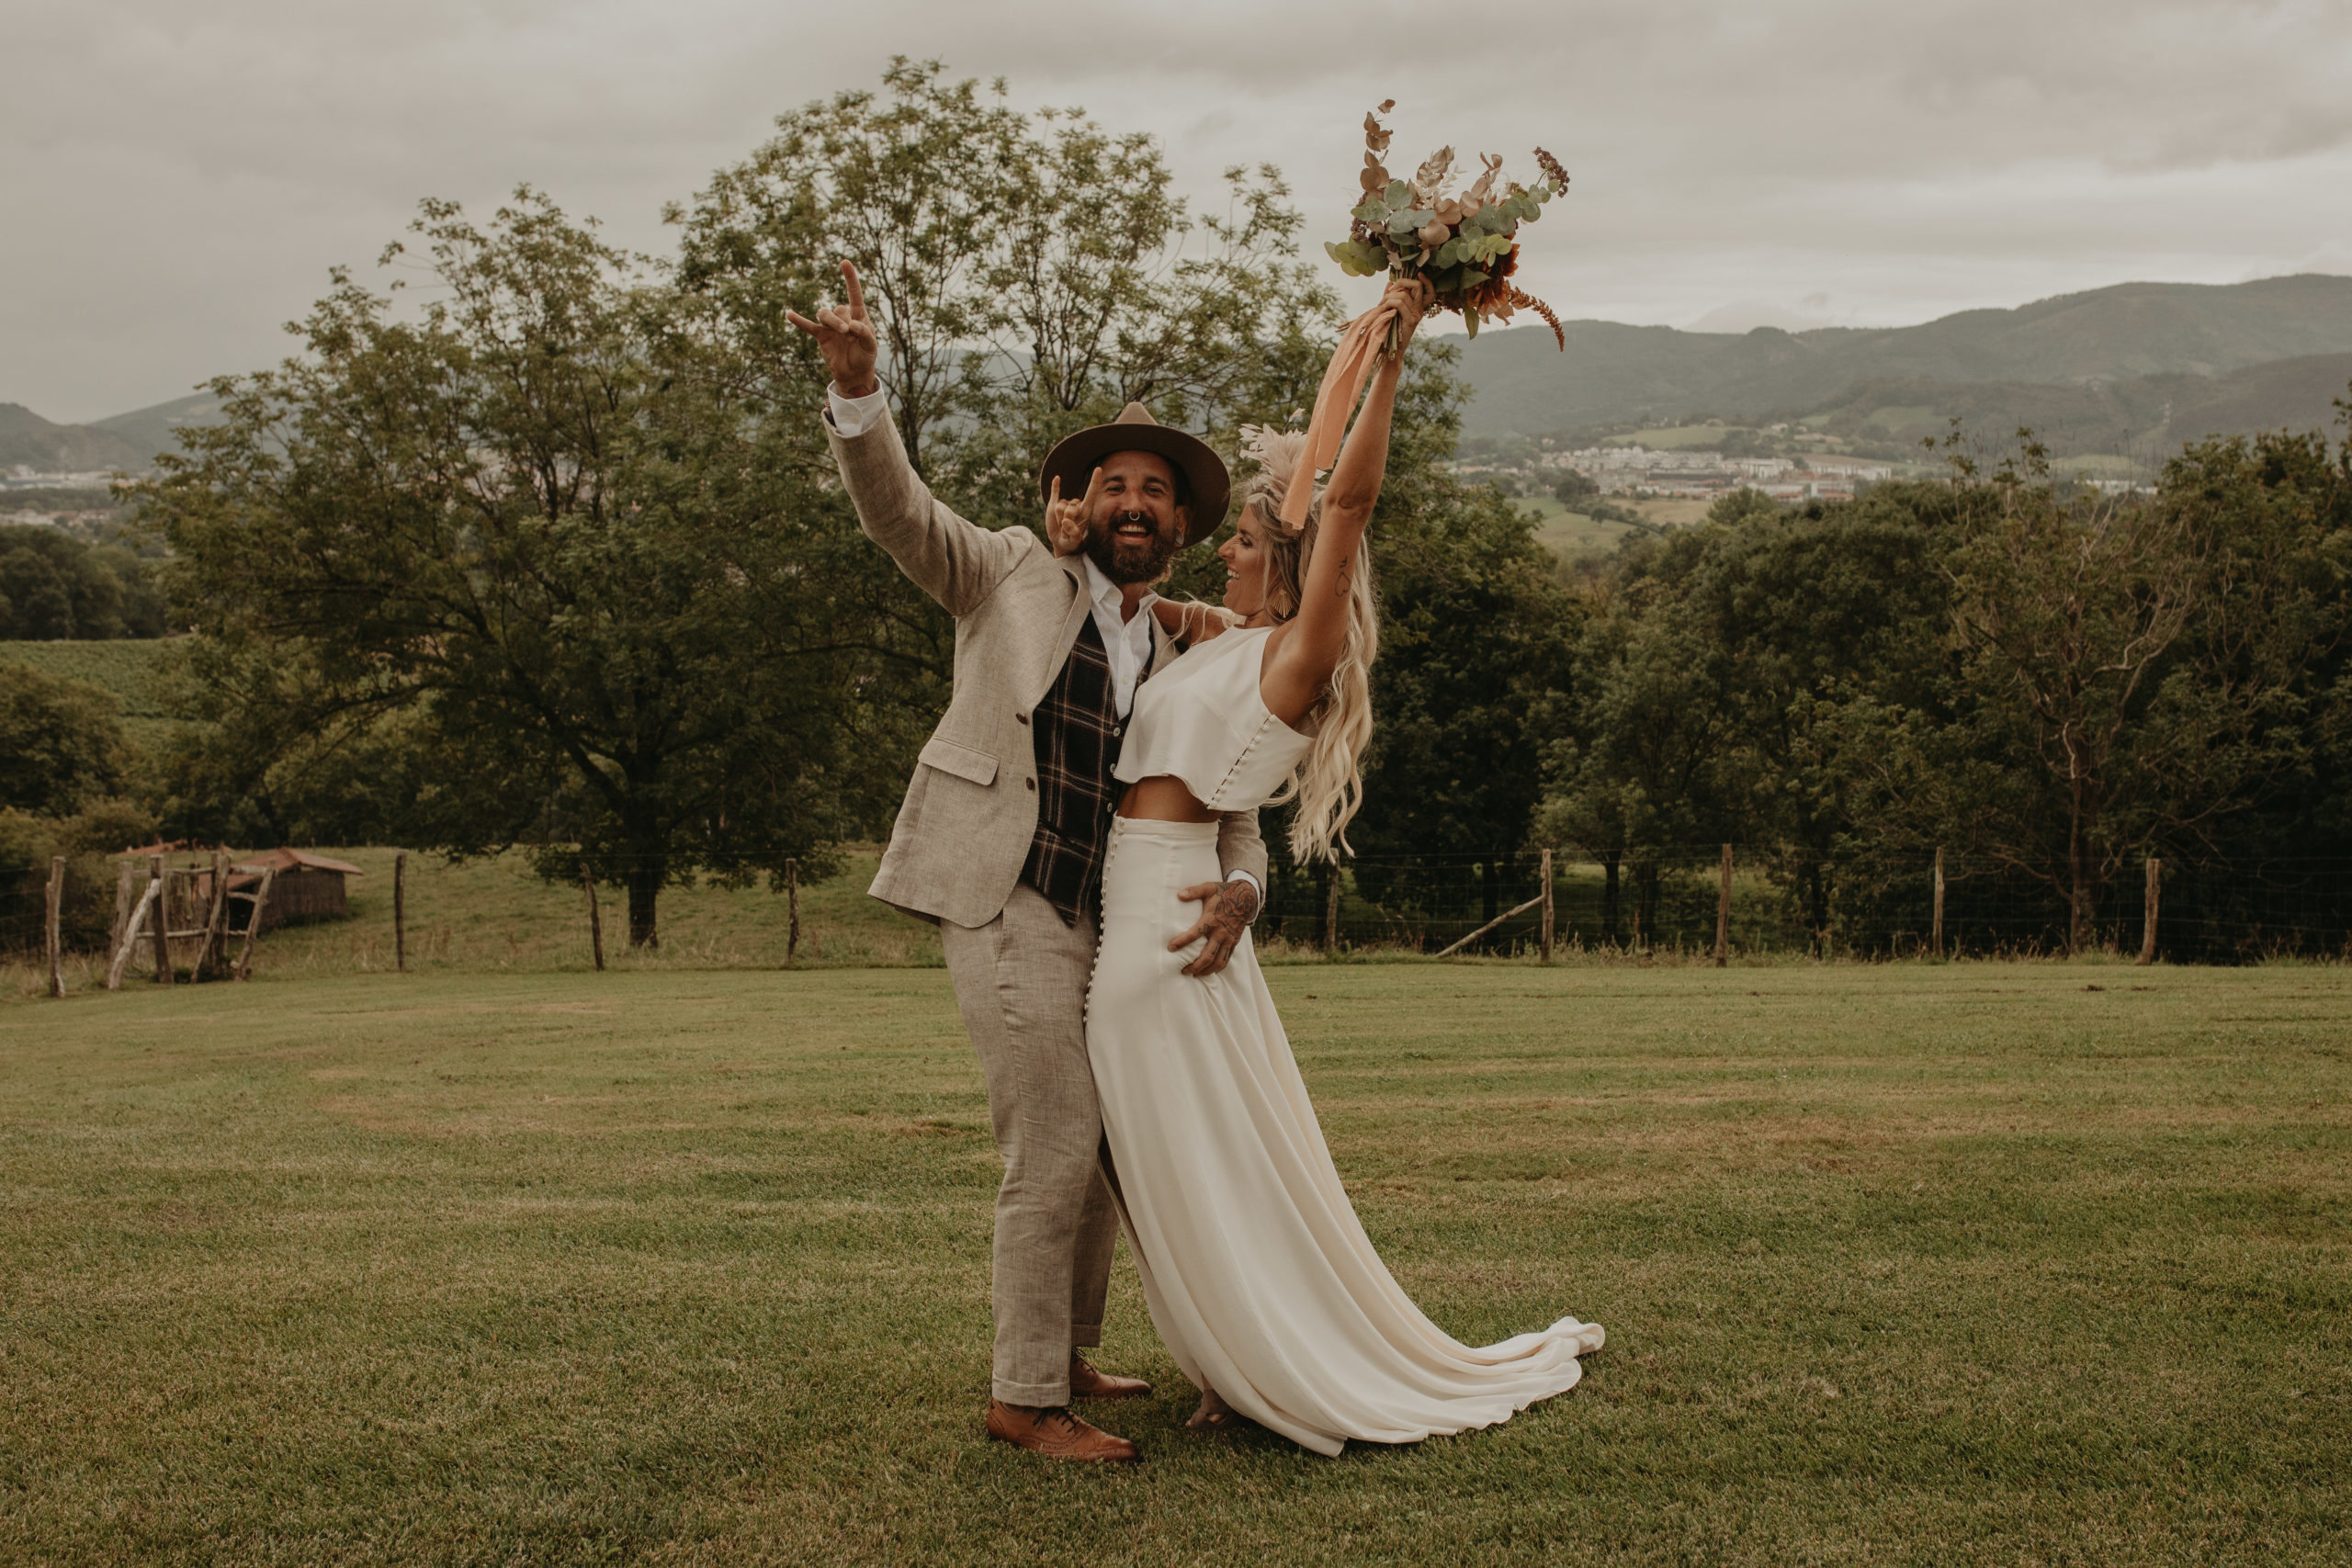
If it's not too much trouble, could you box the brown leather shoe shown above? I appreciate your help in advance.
[986,1401,1141,1462]
[1069,1354,1152,1402]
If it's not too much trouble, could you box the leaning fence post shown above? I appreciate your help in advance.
[107,878,162,991]
[1714,844,1733,967]
[148,855,171,985]
[1540,849,1555,962]
[234,866,276,981]
[198,851,232,980]
[2138,856,2161,965]
[394,852,408,973]
[110,860,136,955]
[785,858,800,965]
[1933,846,1946,959]
[1325,870,1341,952]
[46,856,66,998]
[582,861,605,972]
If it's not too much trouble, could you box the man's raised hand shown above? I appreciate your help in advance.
[1045,467,1103,557]
[785,260,880,399]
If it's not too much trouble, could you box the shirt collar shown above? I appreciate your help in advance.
[1080,553,1156,626]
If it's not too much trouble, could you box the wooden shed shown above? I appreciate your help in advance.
[223,849,365,931]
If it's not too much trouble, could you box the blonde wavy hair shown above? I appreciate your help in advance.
[1233,424,1380,863]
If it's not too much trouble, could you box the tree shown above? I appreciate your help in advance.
[669,58,1338,553]
[141,191,917,947]
[0,525,167,639]
[0,664,131,817]
[1341,345,1583,941]
[1552,468,1599,508]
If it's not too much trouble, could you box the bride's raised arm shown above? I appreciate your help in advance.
[1260,276,1430,724]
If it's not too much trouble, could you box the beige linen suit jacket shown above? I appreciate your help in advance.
[827,408,1267,929]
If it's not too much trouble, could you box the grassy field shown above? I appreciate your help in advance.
[3,962,2346,1563]
[0,637,184,754]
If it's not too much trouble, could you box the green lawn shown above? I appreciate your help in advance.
[3,963,2346,1562]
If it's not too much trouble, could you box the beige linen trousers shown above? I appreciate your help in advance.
[824,406,1265,1405]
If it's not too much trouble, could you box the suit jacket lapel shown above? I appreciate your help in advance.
[1034,555,1094,710]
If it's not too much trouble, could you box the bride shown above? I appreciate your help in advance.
[1053,277,1603,1456]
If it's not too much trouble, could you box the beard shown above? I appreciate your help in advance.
[1083,508,1183,585]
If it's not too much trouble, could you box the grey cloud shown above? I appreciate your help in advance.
[6,0,2350,421]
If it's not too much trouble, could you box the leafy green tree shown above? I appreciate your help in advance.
[669,57,1338,552]
[140,191,916,947]
[0,664,131,817]
[1343,346,1583,940]
[0,525,166,639]
[1551,468,1599,508]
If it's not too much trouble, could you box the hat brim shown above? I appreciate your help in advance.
[1039,423,1230,547]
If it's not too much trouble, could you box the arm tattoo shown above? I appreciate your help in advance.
[1218,879,1260,928]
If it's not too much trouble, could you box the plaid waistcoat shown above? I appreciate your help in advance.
[1021,615,1136,926]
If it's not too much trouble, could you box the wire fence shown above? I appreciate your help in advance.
[9,841,2352,997]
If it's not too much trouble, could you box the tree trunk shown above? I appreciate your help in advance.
[627,857,663,949]
[1601,852,1622,945]
[2067,798,2094,955]
[1804,860,1828,958]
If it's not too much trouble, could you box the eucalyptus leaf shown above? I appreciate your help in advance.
[1384,179,1410,209]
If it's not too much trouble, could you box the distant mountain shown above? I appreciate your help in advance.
[0,403,152,472]
[90,391,228,468]
[1808,353,2352,456]
[1454,274,2352,447]
[0,390,223,476]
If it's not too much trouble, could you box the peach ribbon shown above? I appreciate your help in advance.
[1279,297,1408,529]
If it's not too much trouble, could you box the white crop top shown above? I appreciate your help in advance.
[1114,626,1313,810]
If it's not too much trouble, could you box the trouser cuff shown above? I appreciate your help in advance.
[1071,1322,1102,1349]
[992,1373,1070,1406]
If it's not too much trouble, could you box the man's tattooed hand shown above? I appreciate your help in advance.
[1170,878,1259,977]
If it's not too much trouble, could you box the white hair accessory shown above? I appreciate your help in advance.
[1238,424,1315,536]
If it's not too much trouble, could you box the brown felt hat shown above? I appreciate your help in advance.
[1038,402,1230,547]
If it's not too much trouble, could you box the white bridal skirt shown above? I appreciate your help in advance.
[1088,818,1604,1456]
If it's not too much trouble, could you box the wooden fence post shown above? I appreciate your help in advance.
[1540,848,1555,962]
[1714,844,1733,968]
[198,851,231,980]
[110,860,136,956]
[1932,846,1946,959]
[148,855,171,984]
[2138,857,2161,965]
[234,866,276,981]
[107,878,162,991]
[582,862,605,972]
[786,858,801,964]
[1325,869,1342,952]
[46,856,66,998]
[394,852,408,973]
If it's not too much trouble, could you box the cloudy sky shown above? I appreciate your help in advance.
[7,0,2351,423]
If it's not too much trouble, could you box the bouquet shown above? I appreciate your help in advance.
[1324,101,1569,351]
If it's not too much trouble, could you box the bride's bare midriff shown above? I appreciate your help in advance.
[1117,775,1216,822]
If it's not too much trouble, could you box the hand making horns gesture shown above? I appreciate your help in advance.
[1044,466,1104,557]
[785,260,881,399]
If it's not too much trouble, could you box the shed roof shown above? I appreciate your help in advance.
[229,848,367,876]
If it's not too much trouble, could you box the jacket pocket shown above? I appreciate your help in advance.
[919,737,999,786]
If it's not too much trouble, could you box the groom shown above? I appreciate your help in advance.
[789,264,1266,1462]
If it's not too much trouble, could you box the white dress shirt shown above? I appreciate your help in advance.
[1080,554,1156,721]
[829,381,1260,909]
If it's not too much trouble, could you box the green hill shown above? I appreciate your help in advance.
[0,639,186,754]
[0,404,150,473]
[1455,274,2352,449]
[0,391,225,476]
[89,391,229,469]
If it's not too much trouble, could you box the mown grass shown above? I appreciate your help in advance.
[3,962,2346,1564]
